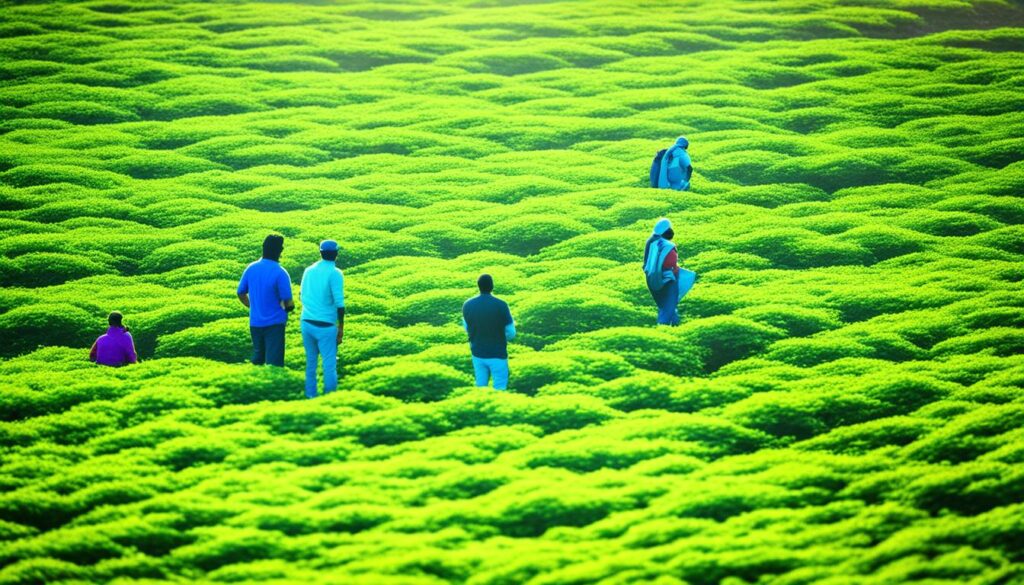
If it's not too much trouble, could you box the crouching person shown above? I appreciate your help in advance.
[89,311,138,367]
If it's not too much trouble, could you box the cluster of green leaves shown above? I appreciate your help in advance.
[1,0,1023,583]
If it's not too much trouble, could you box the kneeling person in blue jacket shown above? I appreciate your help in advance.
[462,274,516,391]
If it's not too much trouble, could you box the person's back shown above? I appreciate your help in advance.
[656,136,693,191]
[300,260,344,326]
[239,258,291,328]
[237,234,294,367]
[90,311,137,367]
[463,294,513,359]
[299,240,345,399]
[462,274,515,390]
[667,148,692,190]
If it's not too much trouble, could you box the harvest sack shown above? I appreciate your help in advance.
[649,148,668,187]
[677,268,696,302]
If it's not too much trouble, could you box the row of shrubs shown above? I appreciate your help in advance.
[0,349,1021,581]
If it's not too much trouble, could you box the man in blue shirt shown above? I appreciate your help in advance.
[299,239,345,398]
[462,274,516,391]
[237,234,294,367]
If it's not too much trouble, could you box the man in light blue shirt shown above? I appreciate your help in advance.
[299,240,345,398]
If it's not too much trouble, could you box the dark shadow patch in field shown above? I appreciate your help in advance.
[856,2,1024,39]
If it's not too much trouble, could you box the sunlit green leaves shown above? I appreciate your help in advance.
[1,0,1023,582]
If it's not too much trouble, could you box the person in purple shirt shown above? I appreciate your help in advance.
[89,311,138,367]
[237,234,295,367]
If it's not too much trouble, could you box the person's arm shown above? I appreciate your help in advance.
[89,340,98,363]
[462,306,473,338]
[237,269,250,308]
[504,305,516,341]
[278,269,295,312]
[337,308,345,344]
[125,333,138,364]
[333,271,345,343]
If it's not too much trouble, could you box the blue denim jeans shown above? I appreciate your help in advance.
[301,320,338,398]
[472,357,509,390]
[250,323,285,366]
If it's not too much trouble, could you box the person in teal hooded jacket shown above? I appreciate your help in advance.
[656,136,692,191]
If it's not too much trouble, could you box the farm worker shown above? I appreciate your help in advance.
[299,239,345,399]
[643,218,696,326]
[89,311,138,367]
[650,136,693,191]
[462,274,516,391]
[237,234,294,367]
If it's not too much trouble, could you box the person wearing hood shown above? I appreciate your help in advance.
[89,311,138,367]
[652,136,693,191]
[643,218,696,326]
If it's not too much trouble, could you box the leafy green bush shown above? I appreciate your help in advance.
[1,253,114,287]
[1,1,1023,582]
[154,318,250,362]
[344,362,468,402]
[723,390,885,441]
[140,241,238,273]
[680,316,786,372]
[486,215,596,256]
[515,289,649,343]
[0,305,96,358]
[551,327,703,377]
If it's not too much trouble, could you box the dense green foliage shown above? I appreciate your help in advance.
[1,0,1023,583]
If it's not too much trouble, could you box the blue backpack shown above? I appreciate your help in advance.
[649,148,667,187]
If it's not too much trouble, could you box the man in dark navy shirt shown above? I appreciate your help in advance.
[462,274,516,390]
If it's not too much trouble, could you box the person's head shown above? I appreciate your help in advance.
[262,234,284,261]
[675,136,689,150]
[652,218,673,239]
[108,311,124,328]
[320,239,339,262]
[477,273,494,294]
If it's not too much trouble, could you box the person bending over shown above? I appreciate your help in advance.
[651,136,693,191]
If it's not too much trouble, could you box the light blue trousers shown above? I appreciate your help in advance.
[472,357,509,390]
[301,321,337,398]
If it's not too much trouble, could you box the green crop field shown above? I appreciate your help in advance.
[2,0,1024,583]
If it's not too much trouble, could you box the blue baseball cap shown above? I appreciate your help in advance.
[319,240,339,252]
